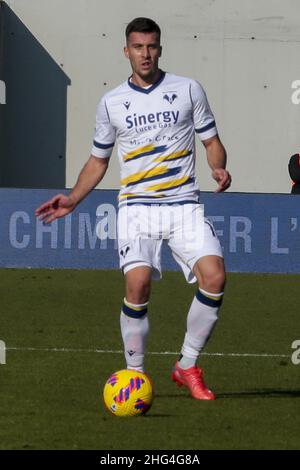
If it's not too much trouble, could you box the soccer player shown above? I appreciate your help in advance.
[36,17,231,400]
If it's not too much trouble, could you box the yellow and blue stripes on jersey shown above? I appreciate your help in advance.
[121,166,182,187]
[123,144,168,162]
[153,149,192,162]
[122,299,148,319]
[120,145,194,198]
[119,193,166,200]
[145,176,195,192]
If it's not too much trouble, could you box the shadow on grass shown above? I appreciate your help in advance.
[154,393,192,399]
[154,389,300,401]
[217,389,300,399]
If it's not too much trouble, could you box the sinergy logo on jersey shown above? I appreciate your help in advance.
[126,110,179,130]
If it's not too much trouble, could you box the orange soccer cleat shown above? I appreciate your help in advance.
[171,361,216,400]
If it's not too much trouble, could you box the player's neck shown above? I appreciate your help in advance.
[130,69,162,88]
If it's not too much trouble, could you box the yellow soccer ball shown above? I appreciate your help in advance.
[103,369,153,417]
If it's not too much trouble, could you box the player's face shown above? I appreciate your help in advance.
[124,31,162,85]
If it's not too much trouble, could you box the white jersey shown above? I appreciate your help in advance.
[91,72,217,207]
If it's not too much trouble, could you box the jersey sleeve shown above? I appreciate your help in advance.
[190,80,218,141]
[91,97,116,158]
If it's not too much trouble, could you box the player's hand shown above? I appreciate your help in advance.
[35,194,77,224]
[212,168,232,193]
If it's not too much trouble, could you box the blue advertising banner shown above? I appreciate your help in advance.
[0,188,300,273]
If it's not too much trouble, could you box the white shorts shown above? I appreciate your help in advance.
[117,203,223,284]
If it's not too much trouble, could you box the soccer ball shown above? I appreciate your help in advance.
[103,369,153,417]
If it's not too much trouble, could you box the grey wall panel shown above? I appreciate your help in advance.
[0,1,70,188]
[1,0,300,192]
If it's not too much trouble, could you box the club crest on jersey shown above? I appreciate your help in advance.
[120,246,130,258]
[163,93,178,104]
[123,101,131,110]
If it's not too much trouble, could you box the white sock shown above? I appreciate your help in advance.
[179,289,223,370]
[120,298,149,372]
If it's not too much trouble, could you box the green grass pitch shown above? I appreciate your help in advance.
[0,268,299,450]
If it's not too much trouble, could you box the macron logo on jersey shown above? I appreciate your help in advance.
[125,111,179,129]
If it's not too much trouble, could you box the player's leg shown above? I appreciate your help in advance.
[120,265,152,373]
[172,255,224,400]
[117,205,163,372]
[125,265,152,304]
[169,207,224,399]
[178,255,225,370]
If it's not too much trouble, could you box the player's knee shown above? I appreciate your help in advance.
[194,257,226,293]
[200,269,226,293]
[126,279,151,304]
[125,266,152,304]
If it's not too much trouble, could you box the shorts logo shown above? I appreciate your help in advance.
[120,245,130,258]
[163,93,177,104]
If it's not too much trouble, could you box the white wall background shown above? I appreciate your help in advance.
[5,0,300,193]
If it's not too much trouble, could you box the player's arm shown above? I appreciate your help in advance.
[191,79,231,192]
[202,134,231,192]
[35,155,109,224]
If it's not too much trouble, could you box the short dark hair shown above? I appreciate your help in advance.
[125,17,161,42]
